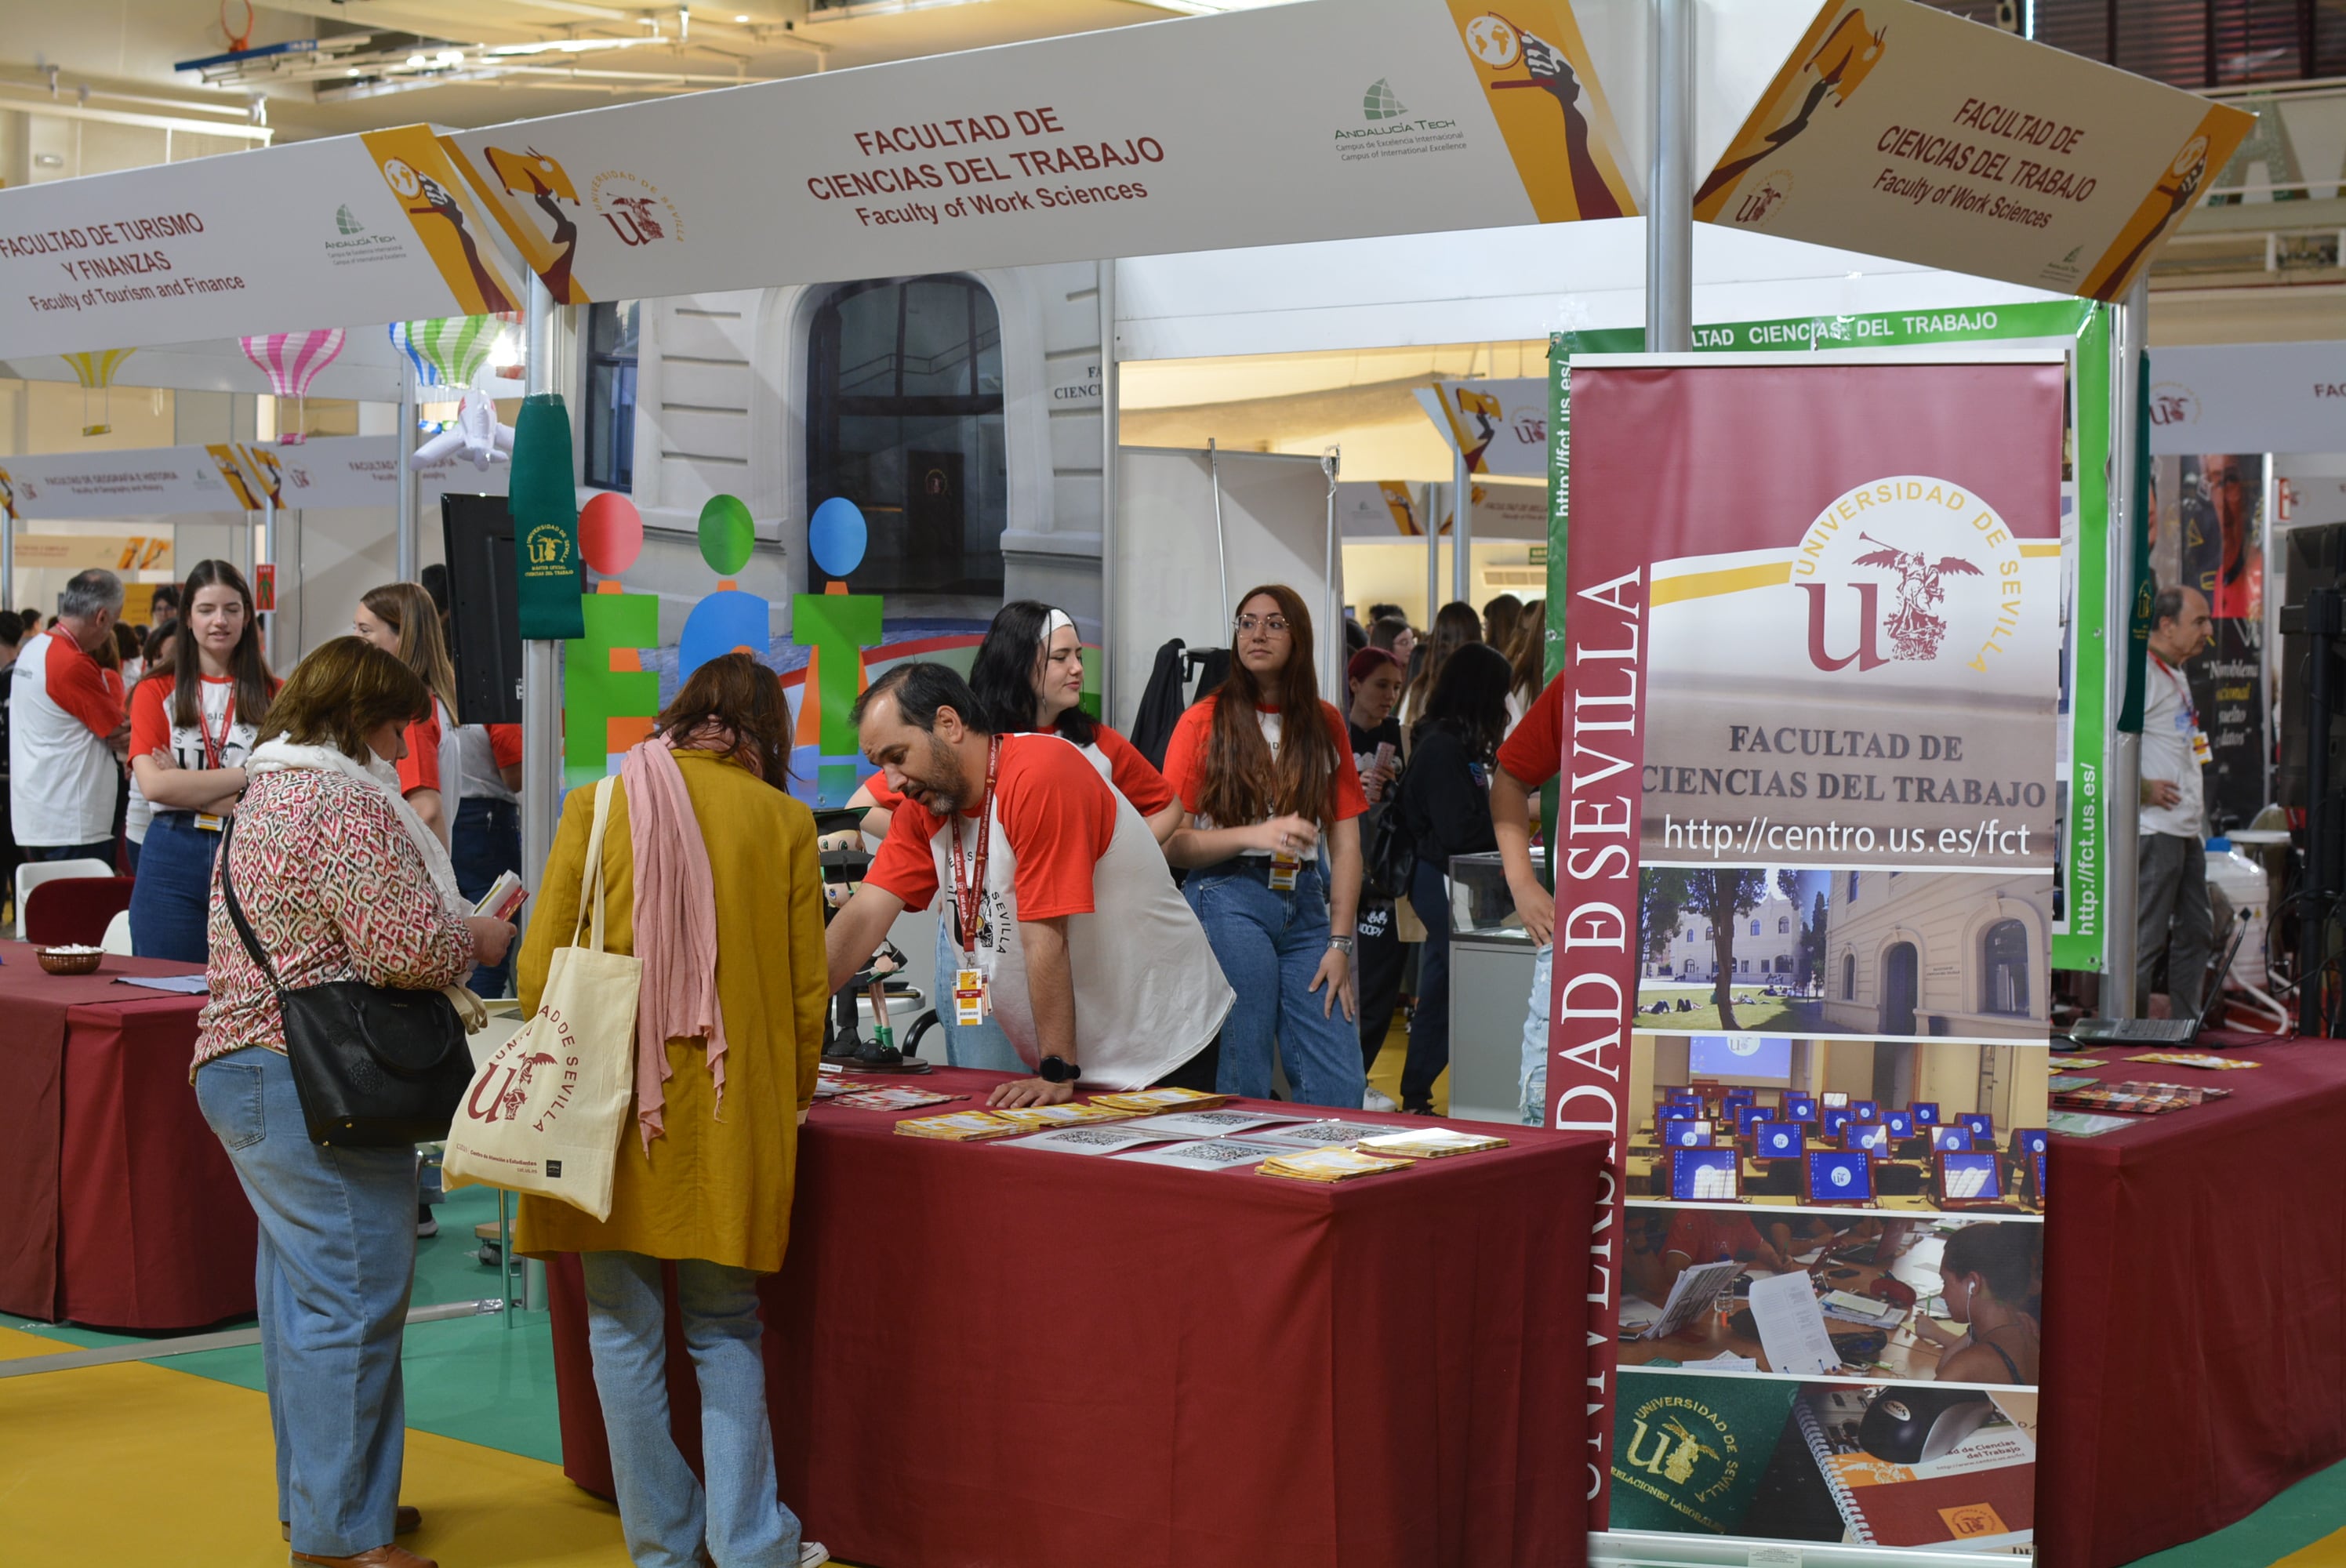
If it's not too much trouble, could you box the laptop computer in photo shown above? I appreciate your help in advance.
[2068,913,2250,1045]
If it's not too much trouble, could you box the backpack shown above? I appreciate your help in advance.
[1360,792,1418,903]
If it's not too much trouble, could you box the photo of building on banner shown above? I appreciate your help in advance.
[1552,356,2061,1550]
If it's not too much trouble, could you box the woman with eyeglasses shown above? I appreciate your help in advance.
[1162,585,1369,1109]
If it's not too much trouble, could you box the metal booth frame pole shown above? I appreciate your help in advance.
[1099,258,1120,722]
[1425,480,1440,626]
[395,358,419,583]
[1208,437,1230,630]
[261,491,277,666]
[2103,274,2148,1018]
[514,272,563,1316]
[1647,0,1694,355]
[1451,441,1472,608]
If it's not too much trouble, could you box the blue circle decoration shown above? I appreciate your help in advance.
[808,496,868,579]
[677,589,772,684]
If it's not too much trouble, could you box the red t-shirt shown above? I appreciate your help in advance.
[488,723,524,769]
[395,705,443,797]
[1495,670,1565,789]
[860,721,1171,817]
[129,672,264,770]
[1661,1210,1774,1265]
[1158,696,1366,828]
[864,735,1119,922]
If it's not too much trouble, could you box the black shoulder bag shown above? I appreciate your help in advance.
[218,814,475,1147]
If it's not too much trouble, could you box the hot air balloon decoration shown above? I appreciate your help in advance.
[387,321,445,430]
[239,329,346,445]
[61,348,135,437]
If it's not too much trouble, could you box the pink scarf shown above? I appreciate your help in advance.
[619,734,728,1152]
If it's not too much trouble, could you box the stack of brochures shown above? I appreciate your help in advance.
[2125,1051,2261,1070]
[834,1087,958,1110]
[993,1102,1137,1131]
[1356,1128,1508,1159]
[1091,1087,1229,1114]
[893,1110,1029,1141]
[2051,1080,2232,1115]
[1257,1146,1415,1182]
[1818,1289,1905,1328]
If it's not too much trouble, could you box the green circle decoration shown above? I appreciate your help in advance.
[698,493,755,575]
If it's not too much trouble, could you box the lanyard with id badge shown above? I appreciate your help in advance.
[192,686,238,834]
[2159,657,2213,769]
[947,735,1002,1028]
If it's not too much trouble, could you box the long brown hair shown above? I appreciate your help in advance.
[1508,597,1547,700]
[170,560,274,733]
[256,637,430,761]
[1199,583,1335,827]
[1404,600,1484,719]
[653,652,793,787]
[360,581,458,720]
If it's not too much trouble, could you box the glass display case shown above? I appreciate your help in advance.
[1447,851,1534,944]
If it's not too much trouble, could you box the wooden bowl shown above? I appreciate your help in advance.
[35,946,105,976]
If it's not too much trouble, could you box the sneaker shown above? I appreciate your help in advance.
[416,1204,439,1239]
[1363,1087,1399,1113]
[800,1544,831,1566]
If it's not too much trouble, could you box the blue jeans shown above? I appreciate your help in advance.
[581,1251,804,1568]
[1185,859,1366,1109]
[24,839,114,865]
[193,1047,416,1558]
[931,915,1022,1072]
[452,797,522,996]
[128,811,219,963]
[1400,858,1453,1109]
[1520,943,1552,1126]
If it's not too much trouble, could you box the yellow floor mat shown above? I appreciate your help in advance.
[0,1323,632,1566]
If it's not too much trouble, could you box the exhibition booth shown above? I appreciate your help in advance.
[2,2,2341,1565]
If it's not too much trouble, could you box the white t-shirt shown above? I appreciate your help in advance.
[2139,655,2205,840]
[8,632,121,848]
[452,724,518,807]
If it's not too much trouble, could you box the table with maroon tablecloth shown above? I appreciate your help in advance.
[546,1068,1603,1568]
[2039,1029,2346,1567]
[0,942,256,1329]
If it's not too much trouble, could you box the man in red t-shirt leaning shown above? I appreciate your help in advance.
[1492,670,1565,1127]
[823,663,1233,1109]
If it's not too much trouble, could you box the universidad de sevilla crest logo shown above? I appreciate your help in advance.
[1792,477,2021,676]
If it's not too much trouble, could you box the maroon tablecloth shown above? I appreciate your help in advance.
[547,1069,1603,1568]
[0,943,256,1328]
[2040,1029,2346,1567]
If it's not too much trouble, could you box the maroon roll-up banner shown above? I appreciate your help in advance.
[1551,354,2065,1552]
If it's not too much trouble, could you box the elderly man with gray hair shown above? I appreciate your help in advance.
[9,568,128,866]
[2138,582,2216,1017]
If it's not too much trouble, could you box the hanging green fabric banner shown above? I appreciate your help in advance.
[2117,356,2155,733]
[510,392,584,641]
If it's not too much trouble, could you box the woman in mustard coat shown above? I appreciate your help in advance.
[516,653,830,1568]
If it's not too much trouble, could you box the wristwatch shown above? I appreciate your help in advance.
[1037,1055,1083,1084]
[1327,935,1356,956]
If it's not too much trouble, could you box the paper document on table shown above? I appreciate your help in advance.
[1688,1352,1760,1372]
[113,974,209,995]
[1109,1137,1290,1171]
[1002,1124,1177,1156]
[1245,1120,1406,1149]
[2045,1110,2133,1138]
[1618,1297,1664,1336]
[1117,1109,1307,1139]
[1646,1260,1740,1341]
[1747,1270,1843,1376]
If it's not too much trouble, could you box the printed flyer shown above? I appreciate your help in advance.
[1551,354,2058,1552]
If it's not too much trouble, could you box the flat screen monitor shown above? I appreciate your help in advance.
[1658,1103,1700,1123]
[1853,1099,1879,1120]
[1753,1121,1805,1160]
[1669,1121,1713,1149]
[439,492,534,725]
[1821,1091,1849,1109]
[1846,1121,1891,1157]
[1912,1102,1941,1127]
[1958,1112,1994,1139]
[2011,1127,2050,1156]
[1936,1151,2003,1206]
[1883,1109,1915,1138]
[1931,1125,1974,1152]
[1821,1108,1853,1137]
[1670,1146,1741,1201]
[1735,1103,1771,1136]
[1805,1149,1876,1204]
[1785,1094,1818,1122]
[1687,1034,1793,1082]
[2032,1151,2047,1200]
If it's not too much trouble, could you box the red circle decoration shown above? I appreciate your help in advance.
[579,491,643,576]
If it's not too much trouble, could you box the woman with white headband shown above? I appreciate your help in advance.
[848,601,1184,1070]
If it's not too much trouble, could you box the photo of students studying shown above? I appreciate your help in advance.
[1618,1210,2043,1388]
[1623,1034,2051,1214]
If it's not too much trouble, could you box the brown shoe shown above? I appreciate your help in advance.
[289,1548,436,1568]
[281,1506,423,1541]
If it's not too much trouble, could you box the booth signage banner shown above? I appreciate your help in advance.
[1551,354,2061,1547]
[2147,340,2346,456]
[1336,480,1430,538]
[1695,0,2254,302]
[7,533,172,572]
[1429,377,1551,477]
[0,131,520,359]
[1546,299,2112,971]
[443,0,1635,305]
[0,445,246,520]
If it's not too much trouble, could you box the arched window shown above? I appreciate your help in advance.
[1704,925,1713,940]
[1843,952,1857,1000]
[806,275,1006,596]
[1778,916,1791,934]
[1847,871,1861,903]
[1750,920,1761,937]
[1981,918,2031,1015]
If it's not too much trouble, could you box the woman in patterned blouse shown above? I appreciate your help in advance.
[191,637,514,1568]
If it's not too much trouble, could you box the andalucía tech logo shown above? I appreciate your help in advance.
[1792,476,2025,677]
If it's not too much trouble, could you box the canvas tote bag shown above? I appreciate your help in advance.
[443,776,641,1221]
